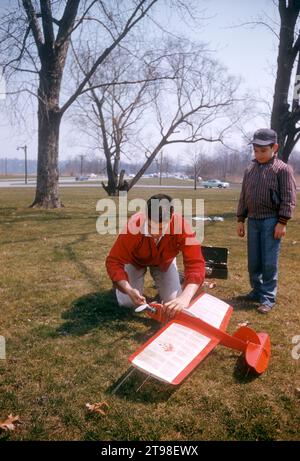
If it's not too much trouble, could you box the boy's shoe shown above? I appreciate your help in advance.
[257,304,272,314]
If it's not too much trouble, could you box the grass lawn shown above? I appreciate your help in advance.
[0,186,299,441]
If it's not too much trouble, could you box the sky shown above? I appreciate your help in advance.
[198,0,277,93]
[0,0,279,161]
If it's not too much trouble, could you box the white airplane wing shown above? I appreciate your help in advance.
[129,293,232,385]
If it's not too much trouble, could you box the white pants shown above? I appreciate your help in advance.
[116,258,182,308]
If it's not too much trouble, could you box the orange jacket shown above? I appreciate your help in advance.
[106,213,205,286]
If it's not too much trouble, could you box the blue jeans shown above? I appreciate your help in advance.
[247,217,281,308]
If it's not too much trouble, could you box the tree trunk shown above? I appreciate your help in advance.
[128,138,166,190]
[281,130,297,163]
[31,103,62,208]
[101,149,127,196]
[102,156,119,195]
[271,1,300,163]
[102,162,118,195]
[31,53,64,208]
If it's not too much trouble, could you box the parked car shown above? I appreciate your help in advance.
[202,179,230,188]
[75,176,90,181]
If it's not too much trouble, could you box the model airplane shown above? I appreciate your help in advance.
[129,293,271,385]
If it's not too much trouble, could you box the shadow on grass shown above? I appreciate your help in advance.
[54,290,157,338]
[63,234,100,290]
[222,296,259,312]
[218,298,267,384]
[232,355,261,384]
[0,231,96,246]
[106,367,177,404]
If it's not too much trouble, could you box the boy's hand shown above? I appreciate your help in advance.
[128,288,146,306]
[274,223,286,239]
[237,222,245,237]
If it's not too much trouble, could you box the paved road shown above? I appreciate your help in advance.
[2,178,299,191]
[0,178,242,190]
[0,182,199,189]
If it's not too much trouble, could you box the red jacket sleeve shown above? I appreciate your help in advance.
[106,231,135,282]
[177,217,205,286]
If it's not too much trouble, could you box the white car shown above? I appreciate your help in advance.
[202,179,230,188]
[75,175,89,181]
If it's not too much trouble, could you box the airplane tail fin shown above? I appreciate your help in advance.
[233,326,271,374]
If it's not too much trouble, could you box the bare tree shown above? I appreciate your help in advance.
[0,0,160,207]
[127,40,242,190]
[71,38,242,195]
[215,145,229,179]
[70,44,164,195]
[187,151,204,190]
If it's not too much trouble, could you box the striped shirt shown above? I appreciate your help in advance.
[237,156,297,224]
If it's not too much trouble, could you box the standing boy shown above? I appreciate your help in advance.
[237,128,297,313]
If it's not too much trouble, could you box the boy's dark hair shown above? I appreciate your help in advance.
[146,194,174,223]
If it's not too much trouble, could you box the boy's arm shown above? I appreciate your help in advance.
[236,173,247,237]
[277,165,297,225]
[274,165,297,239]
[237,173,248,223]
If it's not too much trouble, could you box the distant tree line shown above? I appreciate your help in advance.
[3,148,300,179]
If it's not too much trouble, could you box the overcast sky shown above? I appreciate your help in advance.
[0,0,279,161]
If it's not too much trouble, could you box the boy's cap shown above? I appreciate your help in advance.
[250,128,277,145]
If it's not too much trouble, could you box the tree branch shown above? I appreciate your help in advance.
[67,0,99,37]
[40,0,55,48]
[22,0,44,56]
[56,0,81,47]
[60,0,158,115]
[2,25,31,72]
[78,75,177,95]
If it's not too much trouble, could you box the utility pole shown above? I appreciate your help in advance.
[4,157,7,176]
[17,145,28,184]
[159,150,163,186]
[79,154,86,176]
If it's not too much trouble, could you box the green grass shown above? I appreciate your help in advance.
[0,186,299,441]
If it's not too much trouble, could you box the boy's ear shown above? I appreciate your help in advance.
[273,143,279,153]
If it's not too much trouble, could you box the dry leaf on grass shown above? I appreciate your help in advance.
[203,281,216,289]
[0,414,22,432]
[238,321,250,327]
[295,388,300,397]
[85,402,109,415]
